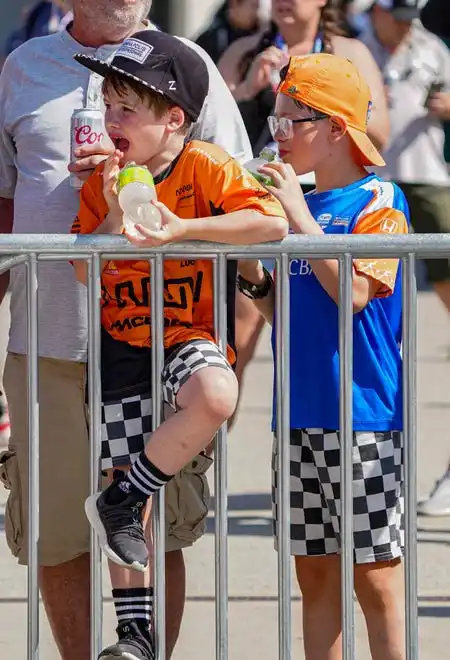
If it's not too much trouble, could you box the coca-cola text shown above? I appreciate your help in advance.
[74,124,104,146]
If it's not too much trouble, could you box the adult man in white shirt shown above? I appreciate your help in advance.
[0,0,252,657]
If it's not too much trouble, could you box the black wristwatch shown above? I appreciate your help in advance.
[237,267,273,299]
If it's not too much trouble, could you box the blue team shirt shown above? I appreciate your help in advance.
[272,174,409,432]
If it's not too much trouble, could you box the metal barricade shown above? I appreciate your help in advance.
[0,231,431,660]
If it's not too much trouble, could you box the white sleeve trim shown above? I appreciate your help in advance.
[355,180,395,223]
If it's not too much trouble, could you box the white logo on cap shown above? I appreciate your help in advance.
[117,38,153,64]
[168,80,177,91]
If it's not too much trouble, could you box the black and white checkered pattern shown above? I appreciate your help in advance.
[101,393,152,470]
[162,340,232,409]
[272,428,404,564]
[101,340,232,470]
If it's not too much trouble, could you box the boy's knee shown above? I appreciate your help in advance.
[201,369,238,422]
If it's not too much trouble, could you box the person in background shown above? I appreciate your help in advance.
[238,52,408,660]
[344,0,372,36]
[219,0,390,428]
[195,0,271,64]
[359,0,450,517]
[0,0,252,658]
[3,0,72,57]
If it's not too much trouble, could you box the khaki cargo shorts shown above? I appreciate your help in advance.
[0,353,212,566]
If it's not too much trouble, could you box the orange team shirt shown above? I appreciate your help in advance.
[71,140,284,363]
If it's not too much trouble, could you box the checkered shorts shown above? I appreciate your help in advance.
[272,429,404,564]
[101,340,232,470]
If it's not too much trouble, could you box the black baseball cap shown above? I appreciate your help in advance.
[375,0,420,20]
[75,30,209,122]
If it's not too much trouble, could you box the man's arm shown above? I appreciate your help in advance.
[0,197,14,303]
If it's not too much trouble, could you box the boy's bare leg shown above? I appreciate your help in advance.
[295,554,405,660]
[143,366,238,476]
[295,555,343,660]
[165,549,186,658]
[354,559,405,660]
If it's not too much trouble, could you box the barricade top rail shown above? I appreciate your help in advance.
[0,232,449,258]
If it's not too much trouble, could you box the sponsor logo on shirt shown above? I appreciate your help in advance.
[381,217,398,234]
[316,213,332,227]
[104,261,120,276]
[333,217,350,227]
[176,183,193,196]
[289,259,312,276]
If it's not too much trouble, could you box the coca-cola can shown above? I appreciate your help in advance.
[70,108,106,190]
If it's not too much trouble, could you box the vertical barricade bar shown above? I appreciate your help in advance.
[213,254,229,660]
[275,253,291,659]
[402,254,418,660]
[339,253,355,660]
[151,254,166,660]
[27,254,39,660]
[87,255,103,659]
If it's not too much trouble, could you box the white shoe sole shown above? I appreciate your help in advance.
[85,492,147,573]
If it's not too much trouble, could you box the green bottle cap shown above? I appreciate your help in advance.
[117,162,154,191]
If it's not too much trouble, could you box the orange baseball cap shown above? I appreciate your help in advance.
[278,53,385,167]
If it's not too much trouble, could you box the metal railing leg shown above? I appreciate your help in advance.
[339,254,355,660]
[27,254,40,660]
[275,253,291,660]
[151,254,166,660]
[214,254,229,660]
[402,254,418,660]
[87,254,103,658]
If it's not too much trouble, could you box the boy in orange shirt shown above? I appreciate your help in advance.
[72,29,286,660]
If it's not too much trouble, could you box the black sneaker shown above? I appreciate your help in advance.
[98,621,154,660]
[85,476,149,572]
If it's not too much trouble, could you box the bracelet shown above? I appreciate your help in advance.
[237,267,273,300]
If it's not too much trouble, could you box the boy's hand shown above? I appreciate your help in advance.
[68,142,115,182]
[102,150,123,216]
[259,162,317,232]
[125,201,186,246]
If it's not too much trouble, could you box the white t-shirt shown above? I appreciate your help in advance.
[0,26,252,362]
[361,23,450,186]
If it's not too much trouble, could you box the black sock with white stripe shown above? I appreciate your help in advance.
[126,452,173,500]
[113,587,153,640]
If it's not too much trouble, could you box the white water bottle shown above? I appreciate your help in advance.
[117,162,162,238]
[245,147,278,187]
